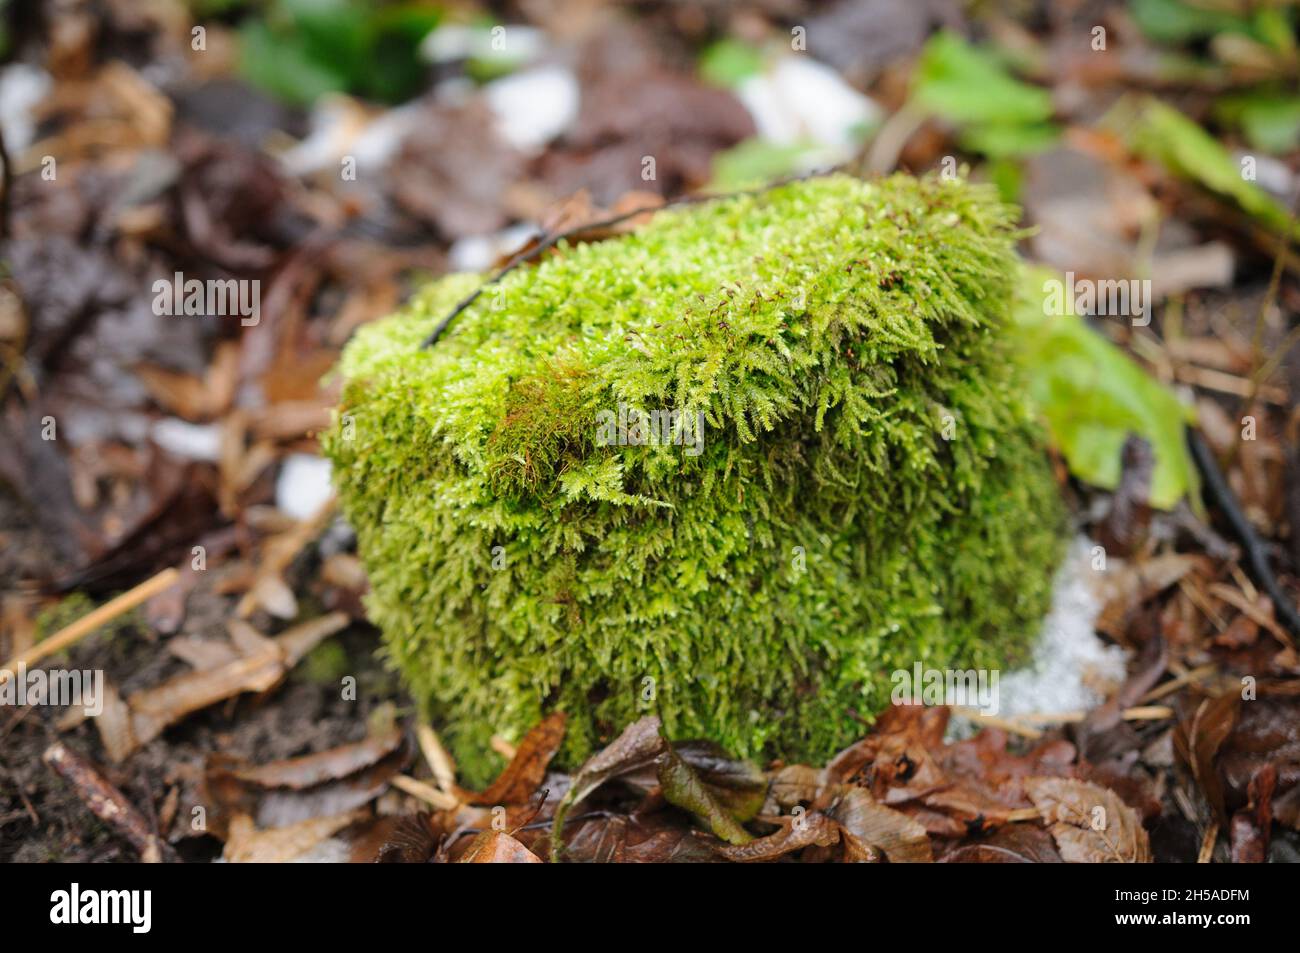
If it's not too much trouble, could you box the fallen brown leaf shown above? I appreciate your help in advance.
[827,786,932,863]
[469,711,566,805]
[1025,777,1152,863]
[458,830,543,863]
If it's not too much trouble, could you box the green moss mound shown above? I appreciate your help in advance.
[324,173,1066,784]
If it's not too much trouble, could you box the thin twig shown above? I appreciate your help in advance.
[416,722,456,794]
[390,774,459,811]
[1188,426,1300,637]
[954,705,1174,729]
[0,125,10,241]
[43,740,177,862]
[419,167,848,349]
[0,568,179,685]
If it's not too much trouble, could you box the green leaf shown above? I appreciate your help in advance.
[1217,90,1300,154]
[912,31,1053,126]
[958,121,1059,159]
[238,0,439,105]
[656,741,753,845]
[1130,0,1253,45]
[1013,266,1198,510]
[709,137,827,190]
[910,31,1058,161]
[699,38,765,88]
[238,19,348,105]
[1120,97,1292,233]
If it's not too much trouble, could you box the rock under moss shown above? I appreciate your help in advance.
[324,173,1066,784]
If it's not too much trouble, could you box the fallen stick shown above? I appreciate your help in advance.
[416,723,456,794]
[954,705,1174,729]
[0,568,179,686]
[1140,664,1217,703]
[42,740,176,862]
[1189,426,1300,639]
[390,774,459,811]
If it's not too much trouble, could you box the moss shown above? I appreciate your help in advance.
[324,173,1067,785]
[297,638,351,685]
[33,593,141,646]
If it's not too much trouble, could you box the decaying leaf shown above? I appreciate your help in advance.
[940,824,1065,863]
[707,812,839,862]
[1025,777,1152,863]
[458,830,543,864]
[204,718,406,833]
[469,712,566,805]
[656,741,752,846]
[223,809,366,863]
[827,786,933,863]
[551,715,666,856]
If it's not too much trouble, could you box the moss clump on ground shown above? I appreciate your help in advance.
[325,173,1066,784]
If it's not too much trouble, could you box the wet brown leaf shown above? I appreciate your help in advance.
[1025,777,1152,863]
[458,830,543,864]
[470,712,566,806]
[707,812,840,862]
[827,786,932,863]
[941,824,1066,863]
[656,741,752,845]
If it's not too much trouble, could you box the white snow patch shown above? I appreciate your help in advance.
[275,454,333,521]
[952,536,1129,736]
[736,56,879,153]
[0,64,52,154]
[448,222,539,272]
[150,417,221,462]
[421,24,545,65]
[483,65,578,152]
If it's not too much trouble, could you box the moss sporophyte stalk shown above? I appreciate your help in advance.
[324,173,1068,784]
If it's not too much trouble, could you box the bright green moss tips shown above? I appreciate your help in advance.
[325,173,1067,785]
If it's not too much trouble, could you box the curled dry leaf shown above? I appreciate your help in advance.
[1092,553,1201,640]
[656,741,752,846]
[118,612,349,756]
[551,715,665,855]
[1025,777,1152,863]
[707,811,840,862]
[204,720,405,833]
[1173,692,1240,824]
[1229,764,1276,864]
[827,786,933,863]
[469,711,566,805]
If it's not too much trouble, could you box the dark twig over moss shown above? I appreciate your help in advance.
[418,166,846,350]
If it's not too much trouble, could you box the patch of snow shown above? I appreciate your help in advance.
[280,96,425,177]
[150,417,221,462]
[736,56,879,154]
[275,454,333,521]
[952,535,1129,736]
[449,223,538,273]
[483,65,578,153]
[0,64,52,154]
[422,24,545,65]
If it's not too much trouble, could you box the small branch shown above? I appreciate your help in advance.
[0,568,179,685]
[390,774,458,811]
[42,740,177,862]
[416,723,456,794]
[954,705,1174,730]
[419,167,847,349]
[1188,426,1300,638]
[0,125,10,241]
